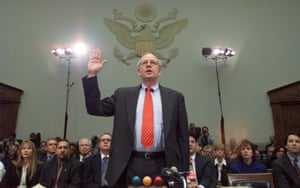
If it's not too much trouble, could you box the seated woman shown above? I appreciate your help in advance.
[266,145,286,168]
[0,140,43,188]
[230,139,267,173]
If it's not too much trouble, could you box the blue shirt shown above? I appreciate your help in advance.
[134,83,165,152]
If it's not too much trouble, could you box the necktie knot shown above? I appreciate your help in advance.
[146,87,153,93]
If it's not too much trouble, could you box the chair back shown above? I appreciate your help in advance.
[232,179,270,188]
[227,172,274,188]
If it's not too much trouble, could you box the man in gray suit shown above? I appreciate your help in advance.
[272,132,300,188]
[82,49,189,187]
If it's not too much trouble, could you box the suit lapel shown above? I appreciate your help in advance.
[49,160,59,182]
[283,155,300,184]
[159,86,171,137]
[126,86,140,136]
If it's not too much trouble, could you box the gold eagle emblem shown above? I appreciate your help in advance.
[104,3,188,67]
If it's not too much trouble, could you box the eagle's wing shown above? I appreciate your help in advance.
[103,18,136,49]
[155,19,188,49]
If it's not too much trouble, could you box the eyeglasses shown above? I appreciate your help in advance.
[100,138,111,142]
[140,60,159,66]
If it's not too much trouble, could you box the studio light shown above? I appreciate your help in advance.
[51,43,87,60]
[201,46,236,145]
[51,42,87,139]
[202,47,235,60]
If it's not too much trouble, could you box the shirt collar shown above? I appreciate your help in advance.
[214,158,227,166]
[101,153,109,159]
[287,152,300,163]
[190,153,196,160]
[141,83,159,91]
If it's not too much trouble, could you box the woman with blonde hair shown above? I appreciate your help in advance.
[0,140,43,188]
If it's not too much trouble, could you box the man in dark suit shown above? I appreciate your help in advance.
[82,133,112,188]
[82,49,189,188]
[38,138,57,163]
[39,139,82,188]
[189,133,217,188]
[272,132,300,188]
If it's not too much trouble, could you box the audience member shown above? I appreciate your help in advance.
[69,142,78,159]
[203,145,215,160]
[0,160,5,182]
[273,145,286,160]
[198,126,214,147]
[2,144,18,166]
[230,139,266,173]
[91,135,99,154]
[214,143,229,186]
[38,138,57,163]
[77,138,92,162]
[37,141,47,157]
[265,145,275,168]
[39,139,82,188]
[226,138,238,157]
[272,132,300,188]
[29,132,41,149]
[0,140,42,187]
[265,134,278,152]
[189,134,217,188]
[196,142,203,154]
[228,151,238,164]
[189,123,201,140]
[82,133,112,188]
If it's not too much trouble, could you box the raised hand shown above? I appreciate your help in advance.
[87,49,107,77]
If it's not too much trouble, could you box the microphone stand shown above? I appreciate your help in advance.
[63,58,74,139]
[214,58,225,145]
[180,176,188,188]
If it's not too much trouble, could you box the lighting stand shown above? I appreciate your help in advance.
[52,45,86,139]
[63,58,74,139]
[214,58,225,145]
[202,47,235,146]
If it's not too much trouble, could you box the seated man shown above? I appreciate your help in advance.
[272,132,300,188]
[77,138,92,162]
[189,133,217,188]
[39,139,82,188]
[82,133,112,188]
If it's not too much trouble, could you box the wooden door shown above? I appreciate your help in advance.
[0,83,23,140]
[267,80,300,145]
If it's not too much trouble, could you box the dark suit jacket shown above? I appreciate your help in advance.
[272,155,300,188]
[0,160,43,188]
[82,76,189,187]
[39,157,82,188]
[82,153,103,188]
[194,154,217,188]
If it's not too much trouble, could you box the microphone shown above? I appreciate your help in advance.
[161,166,189,188]
[142,176,152,186]
[153,176,164,186]
[170,166,190,176]
[131,176,141,186]
[161,167,174,177]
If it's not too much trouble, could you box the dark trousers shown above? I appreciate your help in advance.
[126,156,166,184]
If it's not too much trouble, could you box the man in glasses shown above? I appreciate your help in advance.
[82,50,189,188]
[82,133,112,188]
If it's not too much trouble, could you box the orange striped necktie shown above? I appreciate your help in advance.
[141,87,154,149]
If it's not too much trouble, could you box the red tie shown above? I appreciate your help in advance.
[142,87,154,149]
[294,158,300,176]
